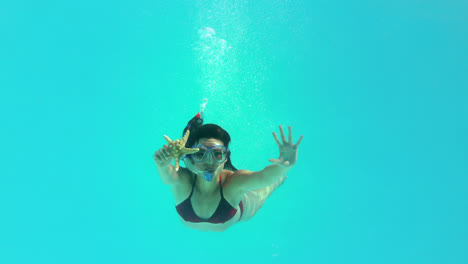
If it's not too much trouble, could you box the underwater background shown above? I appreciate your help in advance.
[2,0,467,263]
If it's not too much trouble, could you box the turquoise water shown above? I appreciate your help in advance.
[2,0,467,263]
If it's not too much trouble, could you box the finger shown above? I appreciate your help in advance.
[159,150,167,160]
[279,125,287,145]
[169,143,177,152]
[153,152,161,161]
[156,151,167,161]
[288,126,292,144]
[272,132,281,147]
[164,145,171,156]
[163,147,172,159]
[269,158,281,163]
[269,157,284,163]
[295,135,304,147]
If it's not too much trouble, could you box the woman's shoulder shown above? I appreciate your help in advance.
[221,169,240,182]
[223,169,257,177]
[222,169,259,193]
[176,167,196,185]
[222,169,235,176]
[221,169,254,187]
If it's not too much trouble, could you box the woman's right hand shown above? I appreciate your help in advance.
[153,145,174,168]
[154,130,199,171]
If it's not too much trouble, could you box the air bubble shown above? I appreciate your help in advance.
[200,98,209,119]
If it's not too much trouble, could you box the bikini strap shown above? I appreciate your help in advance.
[219,177,224,198]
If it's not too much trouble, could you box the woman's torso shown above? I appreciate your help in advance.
[170,167,244,232]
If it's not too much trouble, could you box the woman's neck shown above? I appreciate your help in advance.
[195,170,223,195]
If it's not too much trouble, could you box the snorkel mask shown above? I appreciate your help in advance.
[190,145,229,163]
[184,145,229,181]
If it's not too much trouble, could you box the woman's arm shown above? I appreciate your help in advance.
[232,125,303,191]
[157,165,182,185]
[153,146,183,185]
[231,164,290,191]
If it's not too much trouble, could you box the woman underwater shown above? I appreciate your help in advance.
[153,113,303,232]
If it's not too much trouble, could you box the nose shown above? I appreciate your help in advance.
[204,151,215,162]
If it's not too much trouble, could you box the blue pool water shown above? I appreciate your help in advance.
[1,0,467,263]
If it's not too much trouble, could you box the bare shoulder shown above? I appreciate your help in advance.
[223,169,256,192]
[226,169,272,192]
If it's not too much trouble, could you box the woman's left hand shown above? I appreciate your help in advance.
[269,125,303,168]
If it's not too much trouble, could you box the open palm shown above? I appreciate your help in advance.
[269,125,303,167]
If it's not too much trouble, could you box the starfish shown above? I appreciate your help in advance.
[163,130,199,171]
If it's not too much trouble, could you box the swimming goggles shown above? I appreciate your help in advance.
[186,144,229,163]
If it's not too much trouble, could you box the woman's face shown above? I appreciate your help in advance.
[193,138,226,169]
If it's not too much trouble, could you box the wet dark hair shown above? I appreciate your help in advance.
[183,123,238,172]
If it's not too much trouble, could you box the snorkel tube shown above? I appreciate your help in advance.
[182,112,215,181]
[183,99,220,181]
[182,112,203,144]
